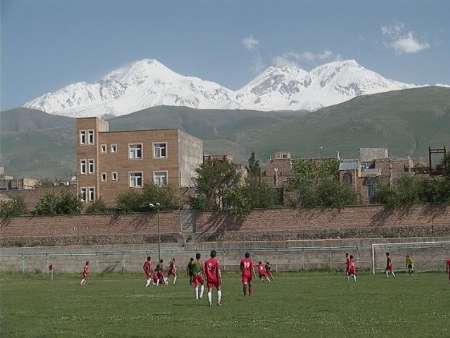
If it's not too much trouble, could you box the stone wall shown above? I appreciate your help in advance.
[1,206,450,247]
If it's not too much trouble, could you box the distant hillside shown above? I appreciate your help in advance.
[1,86,449,178]
[245,86,450,160]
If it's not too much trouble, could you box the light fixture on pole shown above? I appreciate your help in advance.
[149,202,161,261]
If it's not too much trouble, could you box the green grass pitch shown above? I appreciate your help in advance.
[1,272,449,337]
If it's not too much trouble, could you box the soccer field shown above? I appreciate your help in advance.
[1,272,449,337]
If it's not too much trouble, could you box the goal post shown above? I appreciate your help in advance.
[371,240,450,275]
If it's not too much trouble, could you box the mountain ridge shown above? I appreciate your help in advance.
[24,58,420,117]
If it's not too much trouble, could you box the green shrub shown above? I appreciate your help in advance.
[0,197,26,218]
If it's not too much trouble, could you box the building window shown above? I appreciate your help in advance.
[80,159,87,174]
[111,144,118,153]
[87,130,95,144]
[80,130,86,145]
[80,187,87,202]
[153,143,167,159]
[112,172,118,182]
[88,159,95,174]
[101,172,107,182]
[88,187,95,201]
[129,172,143,188]
[101,144,107,153]
[153,171,168,186]
[128,144,143,160]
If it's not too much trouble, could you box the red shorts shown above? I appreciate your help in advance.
[258,272,267,278]
[386,265,393,272]
[192,274,204,287]
[207,279,220,289]
[168,270,176,276]
[241,274,252,284]
[348,268,356,275]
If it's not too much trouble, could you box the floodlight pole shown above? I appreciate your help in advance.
[150,202,161,261]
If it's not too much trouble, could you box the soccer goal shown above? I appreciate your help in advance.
[371,240,450,275]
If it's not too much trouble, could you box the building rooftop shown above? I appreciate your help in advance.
[339,159,359,171]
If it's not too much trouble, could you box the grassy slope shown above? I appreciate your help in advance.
[245,87,450,160]
[1,87,449,178]
[1,272,449,337]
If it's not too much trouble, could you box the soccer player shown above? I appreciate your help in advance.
[187,257,194,285]
[405,255,414,275]
[257,261,270,282]
[143,256,153,287]
[345,253,350,280]
[385,252,396,278]
[447,258,450,282]
[265,261,273,281]
[204,250,222,306]
[348,255,357,282]
[240,252,255,296]
[191,253,205,300]
[80,261,89,287]
[168,258,177,285]
[155,259,166,286]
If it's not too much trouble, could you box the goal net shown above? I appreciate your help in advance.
[371,240,450,274]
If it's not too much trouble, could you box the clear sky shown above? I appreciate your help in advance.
[1,0,449,110]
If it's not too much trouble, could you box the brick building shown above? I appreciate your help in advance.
[76,117,203,207]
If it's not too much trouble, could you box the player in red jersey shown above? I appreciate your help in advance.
[143,256,153,287]
[204,250,222,306]
[240,252,256,296]
[191,253,205,300]
[265,261,273,281]
[385,252,396,278]
[80,261,89,287]
[345,253,350,280]
[348,255,357,282]
[154,259,167,286]
[447,259,450,282]
[168,258,177,285]
[257,261,270,282]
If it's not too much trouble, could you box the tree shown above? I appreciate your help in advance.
[246,152,261,183]
[0,197,26,218]
[297,177,357,208]
[116,184,180,213]
[290,158,355,208]
[191,160,241,211]
[85,199,107,214]
[33,191,81,216]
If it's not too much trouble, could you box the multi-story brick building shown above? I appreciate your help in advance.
[76,117,203,207]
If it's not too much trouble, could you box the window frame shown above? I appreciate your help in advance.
[100,144,107,153]
[101,172,107,182]
[87,130,95,144]
[110,144,118,153]
[80,159,87,174]
[79,130,86,145]
[111,172,118,182]
[88,187,95,202]
[80,187,87,202]
[153,142,168,159]
[153,170,169,187]
[128,143,143,160]
[129,171,144,188]
[88,159,95,174]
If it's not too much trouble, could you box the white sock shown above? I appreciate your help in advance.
[156,279,159,286]
[145,278,151,287]
[208,291,212,305]
[392,272,396,278]
[385,271,389,278]
[173,276,177,285]
[80,279,84,286]
[200,285,204,298]
[195,286,199,300]
[353,275,357,282]
[217,290,222,304]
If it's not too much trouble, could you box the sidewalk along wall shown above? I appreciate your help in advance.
[1,237,449,273]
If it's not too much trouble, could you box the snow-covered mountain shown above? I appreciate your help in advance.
[24,58,416,116]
